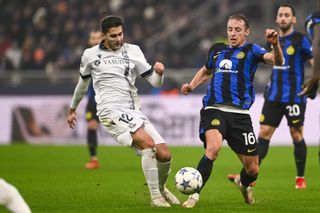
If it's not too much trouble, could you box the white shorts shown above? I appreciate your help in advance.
[99,108,166,147]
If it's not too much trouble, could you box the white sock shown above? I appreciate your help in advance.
[141,148,162,199]
[0,178,31,213]
[157,160,171,191]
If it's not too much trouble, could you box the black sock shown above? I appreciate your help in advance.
[293,139,307,177]
[257,137,270,165]
[196,155,214,192]
[87,129,97,157]
[240,168,257,187]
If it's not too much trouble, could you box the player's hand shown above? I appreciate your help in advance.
[67,108,77,129]
[181,83,193,95]
[265,29,279,45]
[154,62,165,76]
[298,77,319,98]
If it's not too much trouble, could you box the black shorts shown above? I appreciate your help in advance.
[85,96,99,122]
[260,101,306,127]
[199,108,257,156]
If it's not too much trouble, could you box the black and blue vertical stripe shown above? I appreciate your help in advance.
[203,42,266,110]
[264,31,312,103]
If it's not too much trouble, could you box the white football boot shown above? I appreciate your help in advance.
[151,196,171,207]
[233,176,255,204]
[160,187,180,205]
[181,193,199,208]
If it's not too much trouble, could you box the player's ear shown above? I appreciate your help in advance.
[292,16,297,24]
[245,28,250,37]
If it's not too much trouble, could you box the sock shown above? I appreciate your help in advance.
[157,160,171,191]
[257,137,270,164]
[240,168,257,187]
[293,139,307,177]
[0,179,31,213]
[141,148,161,199]
[87,129,97,157]
[196,154,214,192]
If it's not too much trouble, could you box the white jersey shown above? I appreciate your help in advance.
[79,42,152,116]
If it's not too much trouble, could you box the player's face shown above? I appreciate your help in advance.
[104,26,124,51]
[227,19,249,48]
[88,31,103,47]
[276,7,296,33]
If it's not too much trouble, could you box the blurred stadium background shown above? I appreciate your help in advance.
[0,0,319,145]
[1,1,320,212]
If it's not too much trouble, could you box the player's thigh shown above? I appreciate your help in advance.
[259,101,283,127]
[99,109,144,147]
[226,113,257,156]
[284,103,306,127]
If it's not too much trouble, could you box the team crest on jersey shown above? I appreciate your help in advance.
[260,114,265,123]
[286,45,295,55]
[211,119,220,126]
[94,60,101,66]
[236,52,245,59]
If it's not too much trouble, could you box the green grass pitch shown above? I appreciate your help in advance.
[0,145,320,212]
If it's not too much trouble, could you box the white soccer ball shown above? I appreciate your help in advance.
[175,167,203,195]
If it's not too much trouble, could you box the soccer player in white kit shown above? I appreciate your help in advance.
[67,15,179,207]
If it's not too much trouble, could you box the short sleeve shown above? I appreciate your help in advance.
[134,46,152,77]
[251,43,268,62]
[205,43,226,69]
[79,49,91,79]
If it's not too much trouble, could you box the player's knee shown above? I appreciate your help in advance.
[157,152,171,162]
[205,146,220,160]
[259,125,273,139]
[246,164,259,177]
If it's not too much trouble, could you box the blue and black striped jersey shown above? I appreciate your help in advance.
[305,11,320,39]
[203,42,267,110]
[264,31,312,103]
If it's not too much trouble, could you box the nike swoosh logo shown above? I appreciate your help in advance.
[247,148,256,153]
[292,119,300,124]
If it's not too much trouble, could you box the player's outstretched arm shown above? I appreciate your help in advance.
[67,77,91,129]
[264,29,284,65]
[181,66,212,95]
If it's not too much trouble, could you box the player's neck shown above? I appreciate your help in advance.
[279,27,294,37]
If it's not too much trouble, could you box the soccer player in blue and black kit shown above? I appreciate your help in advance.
[180,14,283,208]
[257,4,313,189]
[300,0,320,96]
[301,0,320,167]
[85,31,103,169]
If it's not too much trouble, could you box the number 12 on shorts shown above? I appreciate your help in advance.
[242,132,256,145]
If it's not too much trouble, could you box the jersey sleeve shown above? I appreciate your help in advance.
[301,35,313,60]
[205,43,226,69]
[251,43,268,62]
[79,49,92,79]
[305,11,320,38]
[133,46,153,77]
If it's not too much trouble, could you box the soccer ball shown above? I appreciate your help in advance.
[175,167,203,195]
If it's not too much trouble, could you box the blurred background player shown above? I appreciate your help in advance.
[0,178,31,213]
[257,4,313,189]
[302,0,320,165]
[85,30,103,169]
[180,14,283,208]
[300,0,320,97]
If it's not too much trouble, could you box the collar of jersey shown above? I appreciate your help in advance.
[279,30,295,39]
